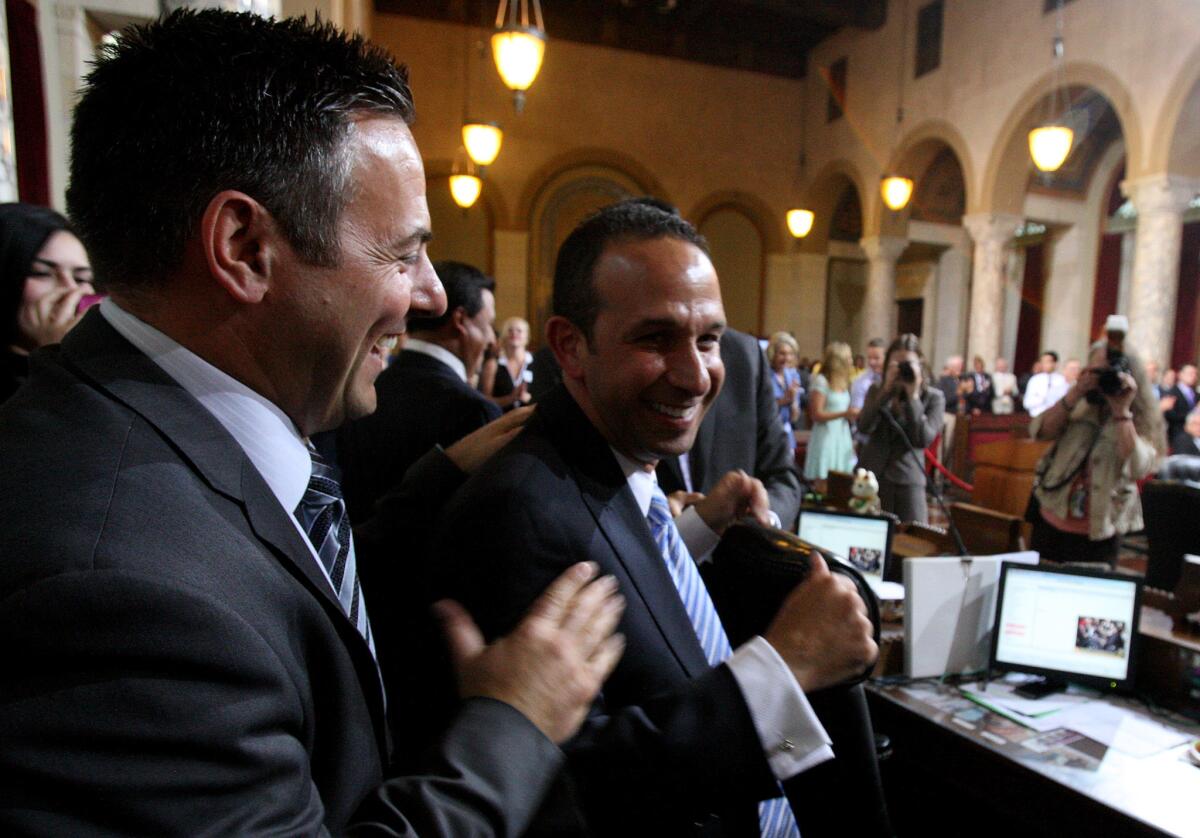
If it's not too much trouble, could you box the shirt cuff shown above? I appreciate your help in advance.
[726,636,834,780]
[677,508,781,563]
[676,506,719,562]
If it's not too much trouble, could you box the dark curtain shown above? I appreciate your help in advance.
[6,0,50,206]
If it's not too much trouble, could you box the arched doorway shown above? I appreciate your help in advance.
[525,162,653,342]
[696,204,766,335]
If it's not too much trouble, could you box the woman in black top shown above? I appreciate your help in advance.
[1,203,94,403]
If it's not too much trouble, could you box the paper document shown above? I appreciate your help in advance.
[1050,702,1192,757]
[959,679,1096,733]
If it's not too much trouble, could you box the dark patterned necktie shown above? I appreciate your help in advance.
[294,448,376,659]
[646,484,799,838]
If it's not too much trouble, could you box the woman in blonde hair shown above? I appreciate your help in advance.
[804,341,857,483]
[768,331,804,451]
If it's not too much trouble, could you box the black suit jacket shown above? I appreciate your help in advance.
[1171,430,1200,456]
[656,329,802,530]
[337,347,501,523]
[0,312,559,836]
[432,384,791,837]
[1164,384,1197,442]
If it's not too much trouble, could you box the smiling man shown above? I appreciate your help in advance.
[431,200,878,837]
[0,11,624,835]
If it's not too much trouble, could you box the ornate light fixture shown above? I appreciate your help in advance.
[880,0,913,212]
[880,176,915,212]
[1029,124,1073,173]
[787,74,814,239]
[787,209,815,239]
[492,0,546,112]
[1029,1,1073,173]
[449,148,482,209]
[462,122,503,167]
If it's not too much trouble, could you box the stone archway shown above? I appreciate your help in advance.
[525,160,655,342]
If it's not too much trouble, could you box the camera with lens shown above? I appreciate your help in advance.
[897,360,916,383]
[1098,349,1131,396]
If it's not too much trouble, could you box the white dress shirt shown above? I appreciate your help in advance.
[405,337,467,383]
[850,369,879,410]
[1023,371,1069,417]
[613,450,834,780]
[99,300,340,597]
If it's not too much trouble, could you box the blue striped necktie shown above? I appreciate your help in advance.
[646,485,800,838]
[294,448,376,660]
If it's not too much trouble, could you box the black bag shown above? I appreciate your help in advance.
[704,520,881,684]
[703,520,891,837]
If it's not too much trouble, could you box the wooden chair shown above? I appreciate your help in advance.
[948,501,1026,556]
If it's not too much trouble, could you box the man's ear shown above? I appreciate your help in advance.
[199,191,275,304]
[545,315,587,380]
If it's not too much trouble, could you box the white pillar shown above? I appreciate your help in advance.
[0,0,16,201]
[858,235,907,342]
[962,213,1021,365]
[1120,174,1199,367]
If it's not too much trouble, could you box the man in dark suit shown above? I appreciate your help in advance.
[0,12,623,834]
[338,260,502,523]
[431,200,878,836]
[1164,363,1198,443]
[1171,407,1200,455]
[656,327,803,531]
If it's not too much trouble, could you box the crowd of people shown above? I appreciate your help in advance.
[0,10,1191,834]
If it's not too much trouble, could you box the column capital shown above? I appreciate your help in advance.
[857,234,908,264]
[960,212,1022,247]
[1119,173,1200,216]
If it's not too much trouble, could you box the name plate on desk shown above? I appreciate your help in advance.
[904,552,1039,679]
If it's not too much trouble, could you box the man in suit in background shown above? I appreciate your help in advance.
[1165,363,1198,443]
[0,12,623,834]
[1171,407,1200,455]
[657,326,803,531]
[338,260,502,523]
[431,199,878,836]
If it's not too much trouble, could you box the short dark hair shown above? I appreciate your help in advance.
[866,337,886,349]
[408,261,495,333]
[1041,350,1059,362]
[552,198,708,341]
[66,10,414,291]
[1,203,74,345]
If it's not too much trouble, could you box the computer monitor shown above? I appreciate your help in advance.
[989,563,1142,697]
[796,507,894,584]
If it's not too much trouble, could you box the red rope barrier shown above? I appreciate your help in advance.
[924,447,973,492]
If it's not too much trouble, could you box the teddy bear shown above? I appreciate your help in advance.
[847,467,881,516]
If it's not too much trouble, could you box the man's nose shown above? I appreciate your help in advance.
[410,255,446,319]
[666,343,711,396]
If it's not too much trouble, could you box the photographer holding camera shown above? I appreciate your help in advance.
[1028,321,1164,568]
[858,333,945,524]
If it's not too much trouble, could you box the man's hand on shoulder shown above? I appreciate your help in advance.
[691,470,771,534]
[435,561,625,744]
[763,553,877,692]
[443,405,534,474]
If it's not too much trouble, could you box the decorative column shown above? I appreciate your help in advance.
[962,213,1020,365]
[1120,174,1199,367]
[858,235,907,342]
[0,0,17,201]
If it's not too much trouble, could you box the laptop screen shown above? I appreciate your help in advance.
[797,508,893,581]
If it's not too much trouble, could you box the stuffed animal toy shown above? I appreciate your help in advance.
[847,468,881,515]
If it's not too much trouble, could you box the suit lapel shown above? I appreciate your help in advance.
[60,313,388,742]
[539,387,712,679]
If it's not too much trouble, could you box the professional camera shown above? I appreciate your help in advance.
[897,360,916,383]
[1098,349,1131,396]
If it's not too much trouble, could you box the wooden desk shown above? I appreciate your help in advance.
[867,681,1200,837]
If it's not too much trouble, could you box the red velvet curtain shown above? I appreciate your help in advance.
[6,0,50,205]
[1171,221,1200,369]
[1013,241,1045,375]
